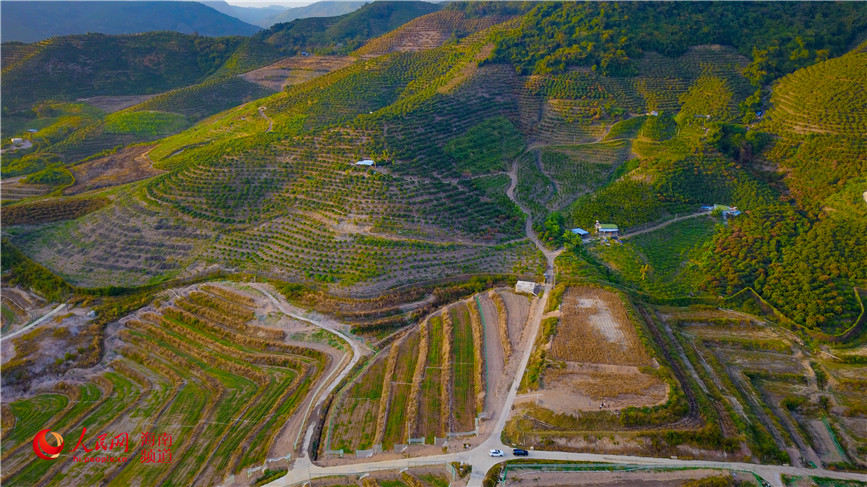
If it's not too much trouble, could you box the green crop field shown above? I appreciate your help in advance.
[323,292,502,453]
[0,284,335,486]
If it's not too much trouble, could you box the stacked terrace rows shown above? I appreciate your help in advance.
[525,46,752,116]
[658,308,867,468]
[12,192,211,286]
[324,289,526,453]
[355,9,514,56]
[0,285,337,486]
[4,23,765,292]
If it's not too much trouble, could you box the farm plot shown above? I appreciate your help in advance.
[64,144,162,195]
[0,176,52,202]
[309,466,451,487]
[0,283,340,487]
[665,308,867,468]
[241,56,357,92]
[322,290,529,457]
[519,286,666,415]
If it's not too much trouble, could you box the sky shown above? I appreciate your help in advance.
[223,0,314,5]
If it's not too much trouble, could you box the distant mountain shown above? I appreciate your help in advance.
[257,1,439,55]
[1,32,274,112]
[0,1,260,43]
[262,1,367,28]
[1,1,438,112]
[200,1,292,28]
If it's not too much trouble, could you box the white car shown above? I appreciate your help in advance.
[489,449,504,457]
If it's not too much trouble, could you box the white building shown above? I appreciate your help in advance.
[355,159,375,166]
[515,280,540,296]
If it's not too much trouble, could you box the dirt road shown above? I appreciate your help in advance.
[0,303,66,342]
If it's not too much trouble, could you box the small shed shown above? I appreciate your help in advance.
[355,159,375,166]
[571,228,591,241]
[515,281,540,296]
[594,220,619,237]
[712,204,741,217]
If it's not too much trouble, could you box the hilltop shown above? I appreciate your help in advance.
[262,1,367,28]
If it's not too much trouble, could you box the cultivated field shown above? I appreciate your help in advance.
[64,144,162,195]
[0,283,344,486]
[502,466,755,487]
[664,307,867,469]
[321,289,531,459]
[241,56,356,91]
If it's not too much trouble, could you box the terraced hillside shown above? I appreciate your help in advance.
[6,23,549,294]
[657,308,867,469]
[701,44,867,333]
[0,283,343,486]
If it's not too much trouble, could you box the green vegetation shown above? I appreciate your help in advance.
[491,2,867,81]
[594,216,718,298]
[0,239,73,301]
[1,32,252,113]
[256,1,440,56]
[22,166,73,186]
[104,110,189,137]
[444,117,523,175]
[1,284,332,486]
[640,113,676,140]
[133,76,274,120]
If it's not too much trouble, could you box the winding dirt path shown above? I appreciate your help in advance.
[620,211,712,240]
[259,106,274,133]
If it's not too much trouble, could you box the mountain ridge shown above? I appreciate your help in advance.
[0,1,260,43]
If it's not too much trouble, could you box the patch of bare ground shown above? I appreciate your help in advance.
[499,289,530,341]
[517,286,667,415]
[477,292,506,411]
[241,56,356,91]
[527,363,668,413]
[504,468,745,487]
[78,94,158,113]
[64,144,162,195]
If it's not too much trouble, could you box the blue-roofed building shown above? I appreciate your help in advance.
[571,227,591,242]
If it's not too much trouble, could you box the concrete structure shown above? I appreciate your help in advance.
[355,159,375,166]
[515,280,540,296]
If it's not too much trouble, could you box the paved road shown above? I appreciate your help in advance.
[0,303,66,342]
[264,272,867,487]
